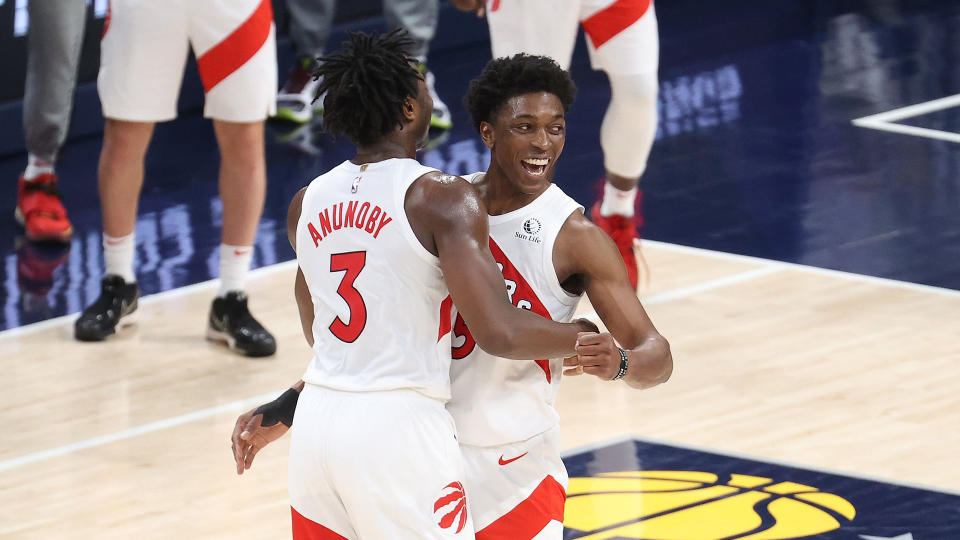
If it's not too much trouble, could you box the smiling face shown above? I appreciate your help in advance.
[481,91,566,195]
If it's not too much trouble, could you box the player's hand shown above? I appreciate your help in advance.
[562,355,584,376]
[231,407,289,475]
[572,317,600,334]
[575,332,622,381]
[449,0,486,17]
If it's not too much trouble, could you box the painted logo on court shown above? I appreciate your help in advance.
[434,481,468,534]
[564,470,855,539]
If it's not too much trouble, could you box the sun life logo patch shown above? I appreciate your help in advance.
[516,218,542,243]
[563,470,856,539]
[523,217,541,235]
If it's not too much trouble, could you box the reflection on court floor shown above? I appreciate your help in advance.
[562,438,959,539]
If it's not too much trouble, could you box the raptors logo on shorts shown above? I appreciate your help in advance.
[434,481,469,534]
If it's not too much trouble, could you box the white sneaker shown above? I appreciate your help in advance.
[275,57,324,124]
[424,69,453,130]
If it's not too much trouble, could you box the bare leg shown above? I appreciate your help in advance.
[606,171,639,191]
[98,119,155,237]
[213,119,266,246]
[207,119,275,358]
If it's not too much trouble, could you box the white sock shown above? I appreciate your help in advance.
[219,244,253,297]
[24,154,55,181]
[599,181,638,217]
[103,233,136,283]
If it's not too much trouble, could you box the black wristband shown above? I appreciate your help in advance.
[611,348,629,381]
[254,388,300,427]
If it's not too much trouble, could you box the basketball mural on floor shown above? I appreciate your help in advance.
[561,439,960,539]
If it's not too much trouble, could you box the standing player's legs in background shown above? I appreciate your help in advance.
[190,0,277,357]
[383,0,451,129]
[582,0,659,290]
[76,0,278,357]
[16,0,86,243]
[76,0,190,342]
[275,0,335,123]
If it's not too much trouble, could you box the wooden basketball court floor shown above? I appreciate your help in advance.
[1,240,958,538]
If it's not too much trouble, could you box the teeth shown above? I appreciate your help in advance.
[522,158,549,166]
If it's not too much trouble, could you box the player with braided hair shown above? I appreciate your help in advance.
[231,31,598,539]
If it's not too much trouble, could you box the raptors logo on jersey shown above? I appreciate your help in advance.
[448,176,584,448]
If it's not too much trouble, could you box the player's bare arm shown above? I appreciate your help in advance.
[230,187,315,475]
[555,211,672,388]
[406,171,596,359]
[231,380,304,474]
[287,186,314,346]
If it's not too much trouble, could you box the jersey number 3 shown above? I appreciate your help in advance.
[329,251,367,342]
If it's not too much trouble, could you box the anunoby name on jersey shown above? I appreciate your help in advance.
[305,200,393,246]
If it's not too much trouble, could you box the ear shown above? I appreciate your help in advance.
[478,121,495,149]
[402,96,417,123]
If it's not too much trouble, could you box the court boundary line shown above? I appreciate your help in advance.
[3,240,957,341]
[851,93,960,144]
[1,243,957,473]
[579,266,783,322]
[0,260,779,473]
[644,240,960,298]
[0,260,299,340]
[561,434,960,498]
[0,392,277,473]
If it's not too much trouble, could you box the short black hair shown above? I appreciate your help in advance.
[314,29,423,145]
[464,54,577,132]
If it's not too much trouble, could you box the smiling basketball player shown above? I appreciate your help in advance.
[447,53,672,539]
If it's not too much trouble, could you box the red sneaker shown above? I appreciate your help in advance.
[590,195,644,291]
[16,236,69,297]
[16,173,73,242]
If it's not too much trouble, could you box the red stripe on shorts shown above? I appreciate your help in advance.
[582,0,652,49]
[476,475,566,540]
[196,0,273,93]
[291,507,349,540]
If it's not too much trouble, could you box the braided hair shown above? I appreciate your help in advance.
[314,29,423,145]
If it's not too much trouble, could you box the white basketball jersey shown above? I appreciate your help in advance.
[447,174,584,446]
[296,158,455,401]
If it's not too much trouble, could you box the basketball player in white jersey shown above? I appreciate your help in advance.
[229,31,598,539]
[448,54,672,539]
[451,0,659,291]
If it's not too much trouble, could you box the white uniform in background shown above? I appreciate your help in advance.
[485,0,659,181]
[291,158,473,539]
[448,173,584,539]
[99,0,277,122]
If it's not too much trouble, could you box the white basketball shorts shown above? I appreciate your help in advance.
[486,0,659,75]
[98,0,277,123]
[461,427,568,540]
[288,384,475,539]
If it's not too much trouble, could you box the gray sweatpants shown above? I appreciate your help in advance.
[23,0,87,162]
[287,0,438,61]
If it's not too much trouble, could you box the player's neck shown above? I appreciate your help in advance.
[353,135,416,165]
[480,166,549,216]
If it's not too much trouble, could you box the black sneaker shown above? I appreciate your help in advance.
[207,291,276,357]
[74,275,140,341]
